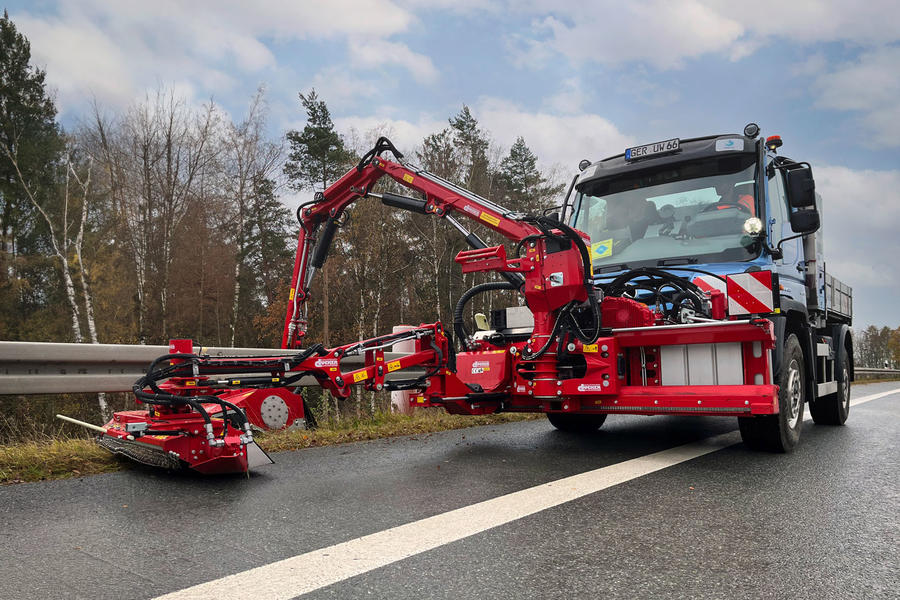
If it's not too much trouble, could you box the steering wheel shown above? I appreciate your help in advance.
[701,201,753,214]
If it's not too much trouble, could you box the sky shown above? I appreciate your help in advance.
[6,0,900,329]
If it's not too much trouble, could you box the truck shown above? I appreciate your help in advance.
[77,125,853,474]
[563,124,853,451]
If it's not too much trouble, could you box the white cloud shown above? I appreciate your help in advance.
[814,47,900,147]
[13,14,139,110]
[475,97,634,171]
[815,48,900,112]
[717,1,900,46]
[508,1,900,70]
[791,53,828,77]
[544,78,587,114]
[309,67,380,111]
[11,0,433,113]
[816,165,900,325]
[333,113,447,153]
[348,39,439,84]
[515,1,745,70]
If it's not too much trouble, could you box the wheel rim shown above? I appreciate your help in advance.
[786,358,802,429]
[842,367,851,413]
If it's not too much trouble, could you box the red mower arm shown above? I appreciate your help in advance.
[281,137,545,348]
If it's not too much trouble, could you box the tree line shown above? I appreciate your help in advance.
[854,326,900,369]
[0,14,563,423]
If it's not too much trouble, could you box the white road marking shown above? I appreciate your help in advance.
[154,387,898,600]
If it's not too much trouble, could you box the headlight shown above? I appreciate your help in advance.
[743,217,763,236]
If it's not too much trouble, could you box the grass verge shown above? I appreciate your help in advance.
[0,438,121,484]
[0,409,540,485]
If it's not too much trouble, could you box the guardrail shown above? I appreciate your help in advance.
[3,340,895,395]
[0,341,408,395]
[855,367,900,376]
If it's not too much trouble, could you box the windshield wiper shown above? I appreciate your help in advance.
[594,263,630,274]
[657,257,698,266]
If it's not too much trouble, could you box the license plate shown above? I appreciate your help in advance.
[625,138,680,161]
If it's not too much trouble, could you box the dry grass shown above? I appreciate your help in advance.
[0,438,121,484]
[0,409,540,485]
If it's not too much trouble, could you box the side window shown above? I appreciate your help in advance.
[768,166,788,234]
[767,165,797,262]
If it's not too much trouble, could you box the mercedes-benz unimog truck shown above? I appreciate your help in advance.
[567,123,853,451]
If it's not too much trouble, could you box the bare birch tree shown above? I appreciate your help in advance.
[223,88,282,347]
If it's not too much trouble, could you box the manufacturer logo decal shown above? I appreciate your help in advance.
[577,383,603,392]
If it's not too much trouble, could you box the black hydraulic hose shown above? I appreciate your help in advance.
[530,215,602,344]
[521,301,575,361]
[454,281,519,349]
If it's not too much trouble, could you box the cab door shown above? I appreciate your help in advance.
[767,160,806,303]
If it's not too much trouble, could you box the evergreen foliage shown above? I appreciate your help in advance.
[284,90,354,191]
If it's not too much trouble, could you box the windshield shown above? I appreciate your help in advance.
[571,156,759,271]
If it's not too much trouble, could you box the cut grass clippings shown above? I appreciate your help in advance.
[1,409,540,485]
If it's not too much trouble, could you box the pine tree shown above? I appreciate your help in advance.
[449,105,491,195]
[0,10,66,340]
[284,90,354,192]
[498,136,564,214]
[283,90,354,346]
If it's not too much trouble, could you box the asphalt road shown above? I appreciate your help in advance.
[1,382,898,600]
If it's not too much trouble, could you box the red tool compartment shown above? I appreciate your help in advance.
[455,350,510,393]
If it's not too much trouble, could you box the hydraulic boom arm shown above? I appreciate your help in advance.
[281,137,591,349]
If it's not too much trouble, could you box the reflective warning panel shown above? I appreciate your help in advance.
[725,271,779,315]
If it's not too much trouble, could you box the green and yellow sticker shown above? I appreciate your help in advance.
[590,239,613,260]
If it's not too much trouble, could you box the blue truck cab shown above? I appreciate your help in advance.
[566,124,854,450]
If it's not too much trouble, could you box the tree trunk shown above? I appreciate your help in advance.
[57,253,84,343]
[230,258,241,347]
[323,265,330,346]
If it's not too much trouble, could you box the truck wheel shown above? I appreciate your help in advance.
[546,412,607,433]
[738,333,804,452]
[810,350,850,425]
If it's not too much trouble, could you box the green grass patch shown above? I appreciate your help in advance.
[1,409,541,485]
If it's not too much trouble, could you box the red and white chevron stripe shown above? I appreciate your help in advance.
[693,275,727,297]
[726,271,777,315]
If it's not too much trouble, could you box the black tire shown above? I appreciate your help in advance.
[810,347,850,425]
[546,412,607,433]
[739,333,805,452]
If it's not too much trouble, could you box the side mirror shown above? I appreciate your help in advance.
[789,208,820,234]
[785,166,816,208]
